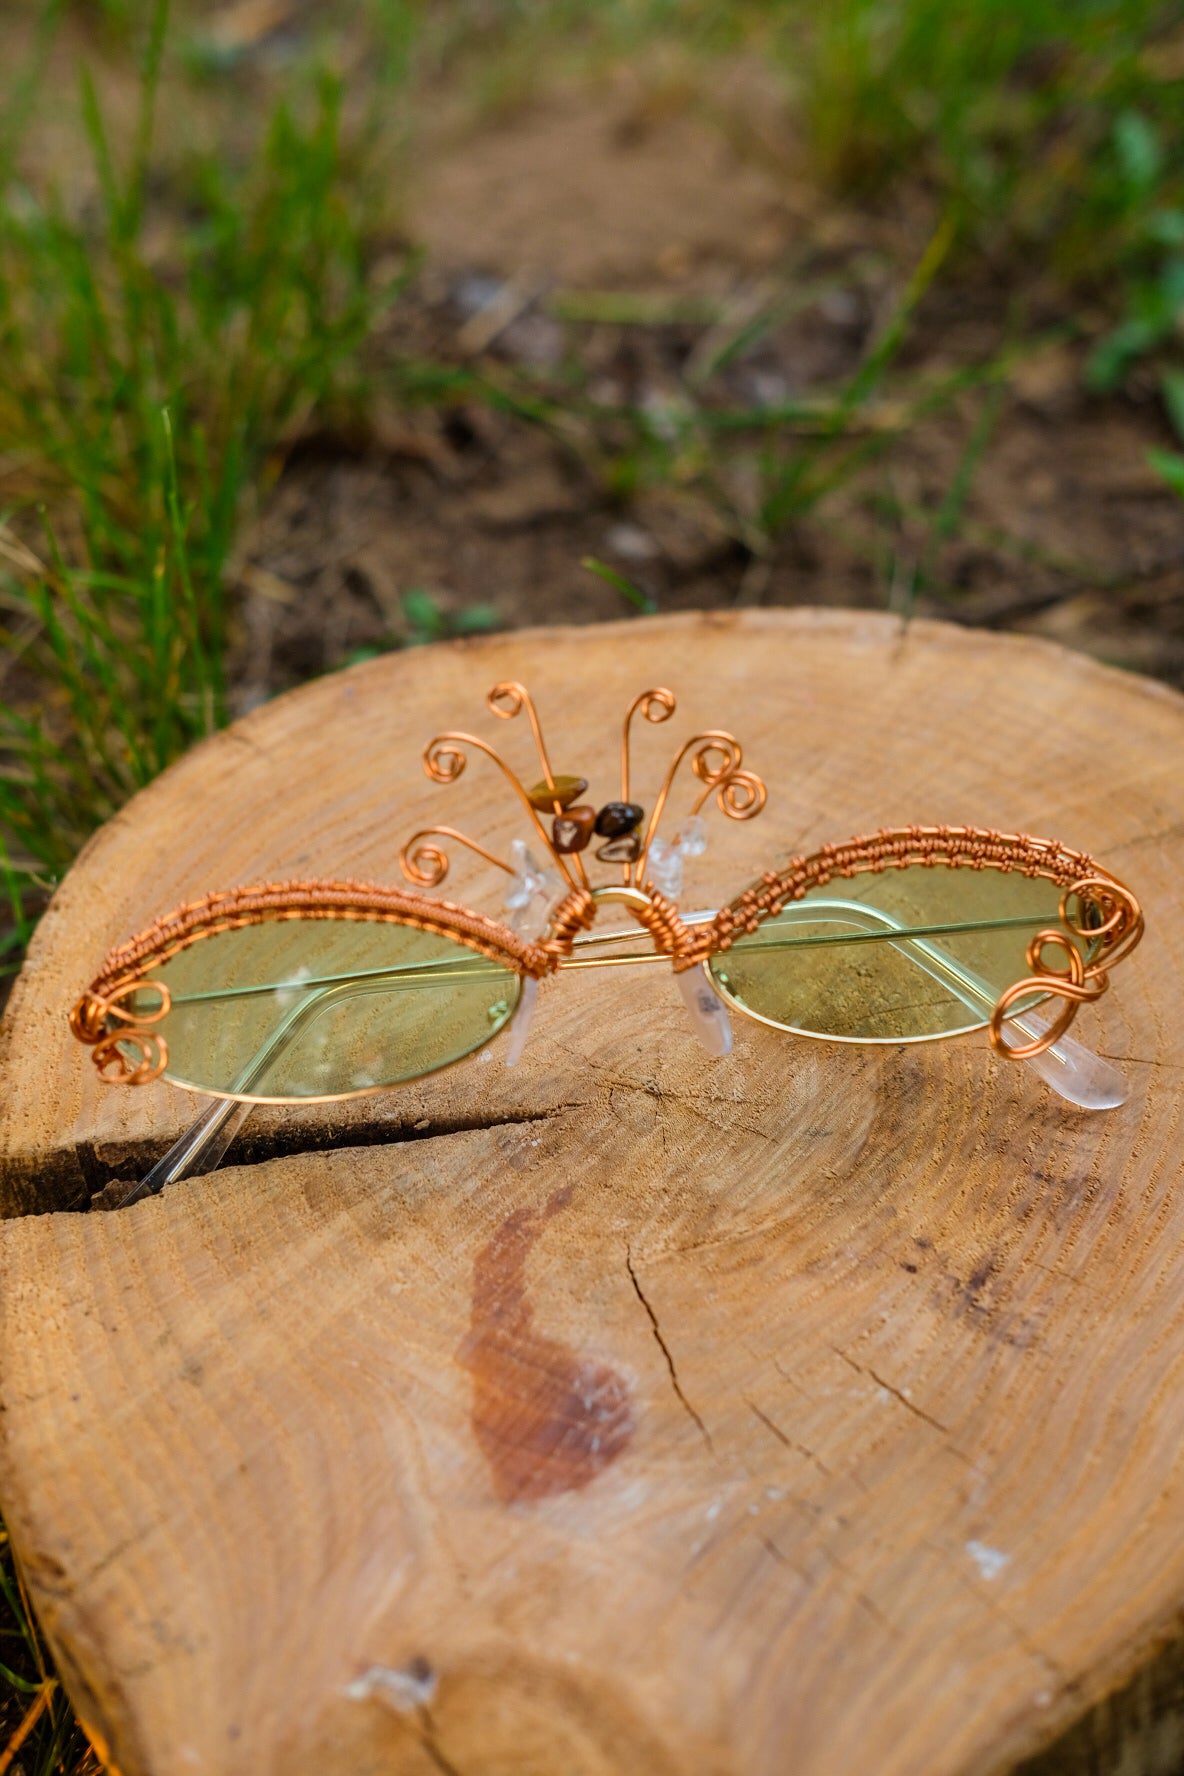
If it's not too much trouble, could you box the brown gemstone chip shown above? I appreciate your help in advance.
[552,806,596,854]
[527,776,588,811]
[596,832,642,863]
[594,801,644,838]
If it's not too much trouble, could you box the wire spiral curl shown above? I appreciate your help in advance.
[989,931,1106,1059]
[621,687,676,805]
[414,680,766,904]
[423,736,468,785]
[68,979,171,1044]
[1063,876,1144,967]
[418,723,581,891]
[689,741,767,820]
[718,771,767,818]
[400,827,514,889]
[92,1029,169,1086]
[637,730,768,885]
[488,681,530,721]
[487,682,566,813]
[988,876,1142,1059]
[690,744,767,821]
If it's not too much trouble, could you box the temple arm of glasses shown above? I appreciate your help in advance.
[123,911,699,1204]
[569,905,1125,1104]
[735,899,1127,1111]
[118,1093,255,1208]
[117,996,330,1206]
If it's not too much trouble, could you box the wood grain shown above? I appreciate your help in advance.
[0,609,1182,1775]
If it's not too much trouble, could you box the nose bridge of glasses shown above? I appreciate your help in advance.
[563,889,734,1055]
[589,883,655,914]
[560,892,718,972]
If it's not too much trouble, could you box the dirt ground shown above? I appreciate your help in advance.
[229,72,1184,706]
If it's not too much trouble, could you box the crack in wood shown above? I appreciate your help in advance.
[624,1248,714,1453]
[74,1104,589,1206]
[832,1347,950,1436]
[744,1397,834,1480]
[418,1709,466,1776]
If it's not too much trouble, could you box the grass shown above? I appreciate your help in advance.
[0,12,412,1751]
[1,0,1178,944]
[0,0,406,951]
[0,0,1181,1766]
[0,1527,100,1775]
[786,0,1184,401]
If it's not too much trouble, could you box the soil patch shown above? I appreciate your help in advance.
[231,75,1184,700]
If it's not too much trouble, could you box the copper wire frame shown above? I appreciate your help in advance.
[69,682,1144,1095]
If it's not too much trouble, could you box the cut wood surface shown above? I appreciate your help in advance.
[0,609,1182,1776]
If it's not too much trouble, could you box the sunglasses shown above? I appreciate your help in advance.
[70,681,1143,1207]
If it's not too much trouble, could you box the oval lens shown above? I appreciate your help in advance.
[708,864,1088,1042]
[127,918,521,1100]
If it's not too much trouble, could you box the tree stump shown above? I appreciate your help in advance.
[0,609,1181,1776]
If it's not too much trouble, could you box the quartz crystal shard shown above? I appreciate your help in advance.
[643,816,709,896]
[647,837,684,898]
[504,839,565,939]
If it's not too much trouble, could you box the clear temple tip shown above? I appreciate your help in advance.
[676,966,733,1058]
[1002,1006,1129,1111]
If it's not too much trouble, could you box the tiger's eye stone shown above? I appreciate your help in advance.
[596,832,642,863]
[527,775,588,811]
[551,806,596,854]
[593,801,644,838]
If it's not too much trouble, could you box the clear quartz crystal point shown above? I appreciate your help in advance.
[1001,1003,1129,1111]
[504,839,564,939]
[675,814,708,857]
[647,836,685,898]
[676,966,733,1058]
[647,816,708,897]
[503,975,539,1067]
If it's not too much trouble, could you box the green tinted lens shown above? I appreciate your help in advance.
[708,866,1087,1041]
[132,918,520,1100]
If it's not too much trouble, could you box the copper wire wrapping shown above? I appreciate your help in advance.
[539,887,597,963]
[684,825,1142,1061]
[623,888,696,963]
[70,682,1143,1089]
[694,826,1119,963]
[70,878,563,1083]
[986,876,1143,1057]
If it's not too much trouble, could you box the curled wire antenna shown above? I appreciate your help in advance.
[400,828,514,888]
[411,725,579,890]
[634,730,767,886]
[621,687,676,801]
[423,737,468,785]
[399,680,767,898]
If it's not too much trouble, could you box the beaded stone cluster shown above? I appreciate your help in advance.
[525,776,646,864]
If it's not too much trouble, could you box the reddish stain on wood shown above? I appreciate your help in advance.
[463,1187,634,1503]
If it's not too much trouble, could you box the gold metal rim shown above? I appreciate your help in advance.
[158,982,522,1106]
[706,958,997,1048]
